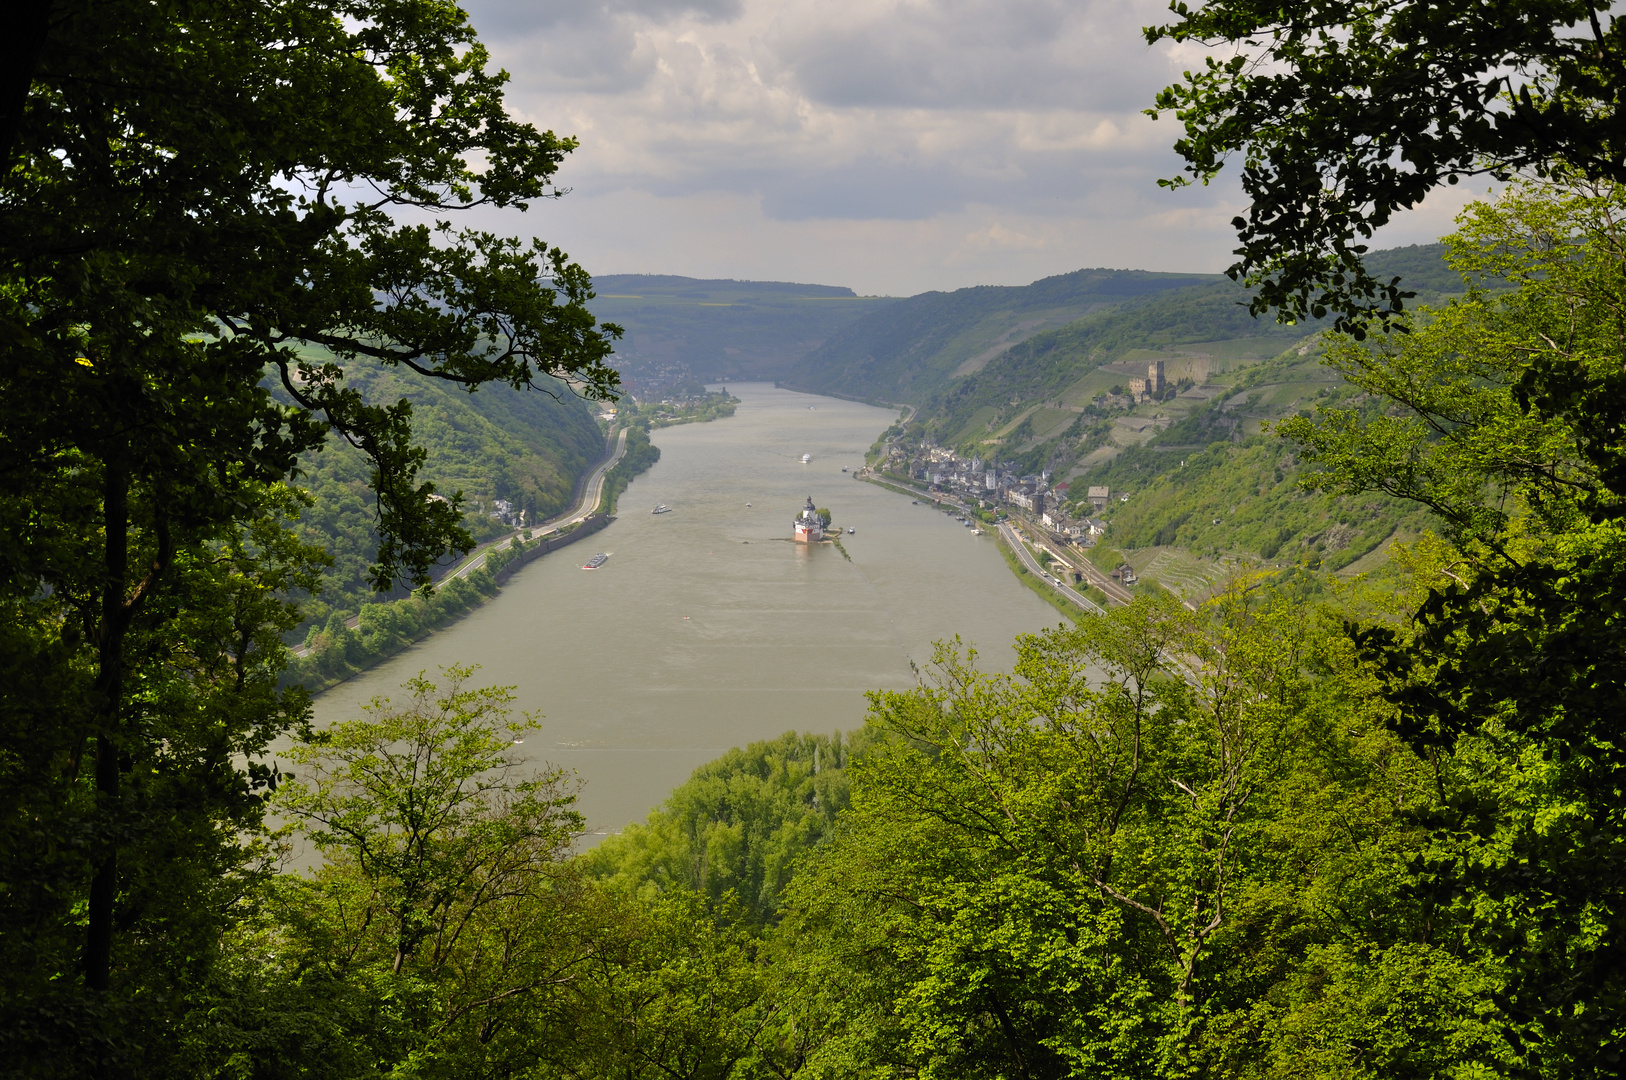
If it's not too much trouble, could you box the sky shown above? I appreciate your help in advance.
[452,0,1490,296]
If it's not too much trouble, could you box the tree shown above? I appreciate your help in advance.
[1145,1,1626,332]
[0,0,621,1068]
[0,489,329,1076]
[583,731,857,927]
[1279,180,1626,1075]
[775,596,1497,1079]
[536,889,774,1080]
[1145,7,1626,1064]
[254,665,588,1078]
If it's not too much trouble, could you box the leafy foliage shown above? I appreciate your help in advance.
[772,595,1507,1079]
[1146,0,1626,331]
[285,570,502,689]
[583,731,860,926]
[1283,181,1626,1073]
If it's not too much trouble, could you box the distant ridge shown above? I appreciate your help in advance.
[780,267,1217,403]
[593,274,860,299]
[586,275,888,388]
[591,245,1462,398]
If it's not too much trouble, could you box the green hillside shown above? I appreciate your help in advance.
[779,267,1218,403]
[860,244,1476,592]
[1071,348,1439,589]
[585,274,892,390]
[915,245,1465,460]
[285,352,608,630]
[929,279,1317,443]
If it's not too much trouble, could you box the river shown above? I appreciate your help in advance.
[310,383,1065,836]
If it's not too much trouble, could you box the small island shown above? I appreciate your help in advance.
[792,495,828,542]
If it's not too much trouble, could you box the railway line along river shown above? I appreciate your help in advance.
[310,382,1064,836]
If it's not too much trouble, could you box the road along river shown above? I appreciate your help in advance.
[310,383,1066,837]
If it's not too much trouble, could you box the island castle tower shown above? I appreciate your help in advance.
[793,495,824,542]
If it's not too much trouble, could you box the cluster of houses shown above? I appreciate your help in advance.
[905,445,1117,545]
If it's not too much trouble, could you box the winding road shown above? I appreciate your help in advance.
[290,427,629,656]
[445,424,628,582]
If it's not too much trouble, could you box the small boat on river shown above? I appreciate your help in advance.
[582,553,609,570]
[652,504,672,514]
[801,454,812,464]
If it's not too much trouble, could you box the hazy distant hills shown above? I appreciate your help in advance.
[587,245,1466,402]
[586,274,894,389]
[778,267,1219,404]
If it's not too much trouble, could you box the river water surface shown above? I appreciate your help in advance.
[311,383,1064,834]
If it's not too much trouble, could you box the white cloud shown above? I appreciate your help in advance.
[452,0,1467,294]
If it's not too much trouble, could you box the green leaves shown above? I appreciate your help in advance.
[253,667,596,1078]
[773,589,1462,1078]
[1146,0,1626,333]
[1276,181,1626,1074]
[278,664,579,975]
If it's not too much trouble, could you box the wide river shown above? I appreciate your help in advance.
[311,383,1064,836]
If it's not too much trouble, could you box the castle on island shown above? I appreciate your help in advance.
[793,496,824,542]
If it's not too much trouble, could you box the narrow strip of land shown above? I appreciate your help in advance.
[445,425,628,582]
[859,463,1130,608]
[998,522,1106,615]
[291,427,628,657]
[1017,522,1134,605]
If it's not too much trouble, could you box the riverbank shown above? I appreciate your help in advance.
[285,419,683,693]
[858,467,1122,614]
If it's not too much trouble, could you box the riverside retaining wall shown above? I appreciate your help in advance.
[492,513,613,585]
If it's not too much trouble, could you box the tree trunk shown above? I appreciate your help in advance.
[1,2,53,166]
[83,461,128,992]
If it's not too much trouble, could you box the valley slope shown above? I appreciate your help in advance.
[586,275,893,391]
[802,245,1474,596]
[779,267,1218,403]
[283,350,608,634]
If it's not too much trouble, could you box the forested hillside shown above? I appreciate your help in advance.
[585,275,890,391]
[852,245,1476,592]
[285,351,607,631]
[780,266,1216,402]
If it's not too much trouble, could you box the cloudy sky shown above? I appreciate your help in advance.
[455,0,1485,296]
